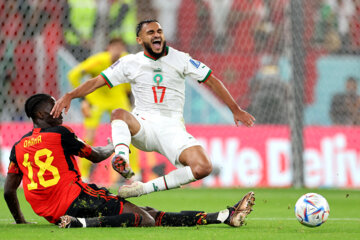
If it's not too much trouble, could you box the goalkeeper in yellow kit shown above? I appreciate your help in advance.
[68,38,139,181]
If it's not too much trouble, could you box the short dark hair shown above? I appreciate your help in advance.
[25,93,52,119]
[136,19,159,37]
[347,77,358,83]
[108,37,125,46]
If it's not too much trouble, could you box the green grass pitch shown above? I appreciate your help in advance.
[1,187,359,240]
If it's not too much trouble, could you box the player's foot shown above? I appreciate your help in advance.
[226,191,255,227]
[118,181,145,198]
[59,215,83,228]
[112,153,134,179]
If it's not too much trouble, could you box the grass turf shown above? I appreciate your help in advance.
[0,187,359,240]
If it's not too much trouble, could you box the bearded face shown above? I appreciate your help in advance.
[137,22,167,59]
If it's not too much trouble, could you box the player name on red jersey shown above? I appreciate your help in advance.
[23,135,42,148]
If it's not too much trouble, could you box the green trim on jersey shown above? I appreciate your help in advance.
[115,143,129,149]
[143,46,169,61]
[163,176,169,190]
[198,69,213,83]
[100,72,113,88]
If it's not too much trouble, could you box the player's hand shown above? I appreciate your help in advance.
[81,100,91,118]
[105,138,115,152]
[51,93,73,118]
[106,137,113,145]
[233,108,255,127]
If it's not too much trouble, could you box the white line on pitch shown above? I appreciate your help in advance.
[0,218,359,222]
[250,217,360,221]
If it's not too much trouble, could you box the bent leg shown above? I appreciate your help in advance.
[60,185,155,228]
[119,146,212,198]
[67,201,156,227]
[66,202,156,227]
[111,108,140,155]
[178,145,212,179]
[122,201,155,226]
[60,191,256,228]
[111,109,141,178]
[111,108,140,136]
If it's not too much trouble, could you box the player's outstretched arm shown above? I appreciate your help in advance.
[88,138,115,163]
[51,75,106,118]
[4,173,28,224]
[205,75,255,127]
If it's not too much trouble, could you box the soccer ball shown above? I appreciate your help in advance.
[294,193,330,227]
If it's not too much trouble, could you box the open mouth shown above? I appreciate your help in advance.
[152,39,162,51]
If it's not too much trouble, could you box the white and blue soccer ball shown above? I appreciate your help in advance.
[294,193,330,227]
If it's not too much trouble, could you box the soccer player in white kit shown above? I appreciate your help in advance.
[51,20,256,198]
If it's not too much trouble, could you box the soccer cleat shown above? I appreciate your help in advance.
[59,215,83,228]
[118,181,145,198]
[226,191,255,227]
[112,153,135,179]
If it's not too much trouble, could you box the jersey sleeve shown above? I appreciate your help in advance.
[60,126,92,158]
[8,145,20,174]
[100,55,131,88]
[183,53,212,83]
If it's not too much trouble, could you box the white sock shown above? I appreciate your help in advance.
[217,209,230,223]
[111,120,131,162]
[78,218,86,228]
[143,166,196,194]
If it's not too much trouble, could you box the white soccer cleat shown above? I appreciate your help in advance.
[118,181,145,198]
[227,191,255,227]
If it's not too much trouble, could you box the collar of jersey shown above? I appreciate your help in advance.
[143,46,169,61]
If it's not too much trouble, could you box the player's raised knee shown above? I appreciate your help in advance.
[111,108,129,121]
[191,161,212,179]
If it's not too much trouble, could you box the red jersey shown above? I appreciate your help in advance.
[8,125,92,223]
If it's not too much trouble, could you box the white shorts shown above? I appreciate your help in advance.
[130,111,200,168]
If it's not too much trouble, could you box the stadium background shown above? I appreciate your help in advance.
[0,0,360,188]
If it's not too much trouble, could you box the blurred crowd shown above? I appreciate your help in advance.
[330,76,360,125]
[0,0,359,124]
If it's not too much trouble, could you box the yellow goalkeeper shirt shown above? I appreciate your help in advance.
[68,51,131,110]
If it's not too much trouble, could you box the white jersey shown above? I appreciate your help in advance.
[101,46,212,119]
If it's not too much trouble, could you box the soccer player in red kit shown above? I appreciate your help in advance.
[4,93,255,228]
